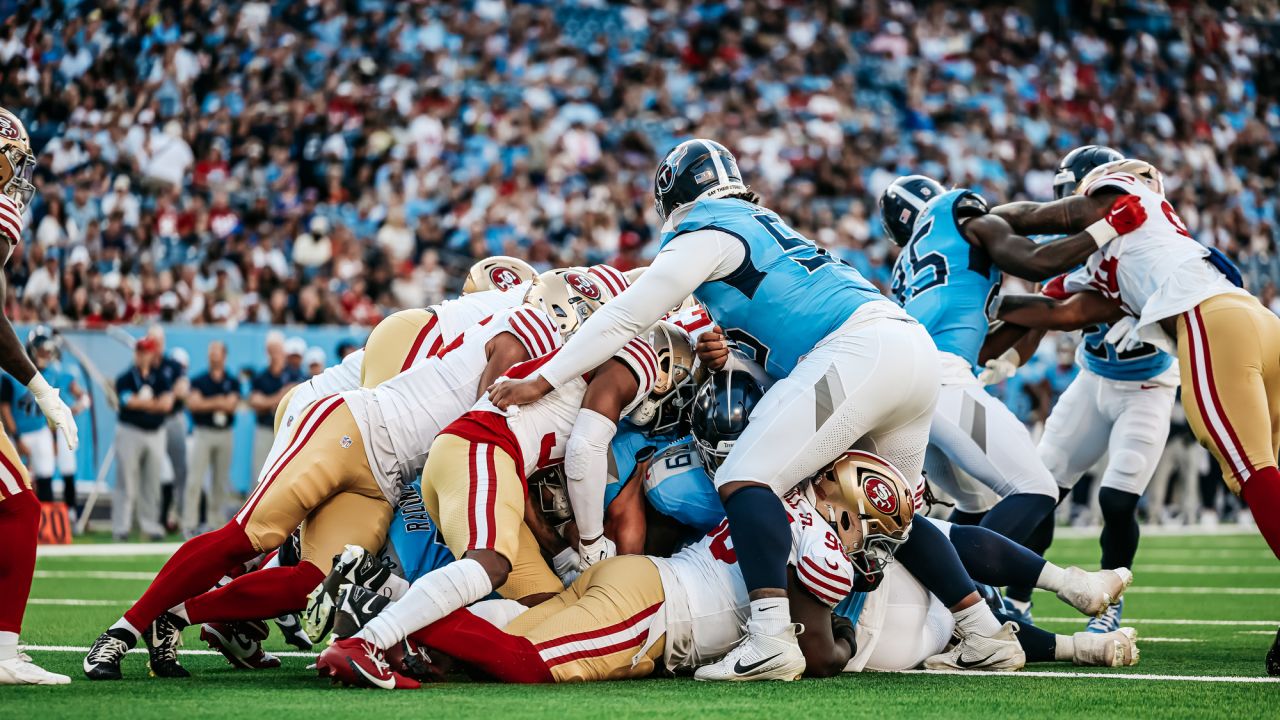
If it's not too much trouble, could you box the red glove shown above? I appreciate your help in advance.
[1104,195,1147,236]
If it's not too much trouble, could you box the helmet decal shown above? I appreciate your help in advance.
[489,266,521,290]
[656,162,675,194]
[0,116,19,141]
[565,271,601,300]
[863,474,898,515]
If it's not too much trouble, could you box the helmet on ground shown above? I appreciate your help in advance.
[0,108,35,209]
[630,322,703,435]
[879,175,945,247]
[688,369,763,478]
[1053,145,1124,199]
[809,450,915,584]
[463,256,536,294]
[654,139,749,221]
[523,268,605,340]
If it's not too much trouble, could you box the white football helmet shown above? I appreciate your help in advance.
[0,107,35,209]
[524,268,604,340]
[1077,159,1165,197]
[463,256,536,294]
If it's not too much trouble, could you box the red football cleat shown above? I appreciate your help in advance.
[317,637,420,690]
[384,637,448,683]
[201,622,281,670]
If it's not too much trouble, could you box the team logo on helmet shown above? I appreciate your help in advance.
[656,162,676,193]
[565,271,601,300]
[0,116,19,140]
[863,475,898,514]
[489,266,521,290]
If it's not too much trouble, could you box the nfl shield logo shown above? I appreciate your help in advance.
[340,435,353,449]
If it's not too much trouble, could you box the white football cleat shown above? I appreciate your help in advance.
[1071,627,1140,667]
[1056,567,1133,617]
[924,621,1025,672]
[0,654,71,685]
[694,625,805,682]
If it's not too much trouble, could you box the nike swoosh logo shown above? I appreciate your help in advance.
[360,597,383,616]
[1139,384,1158,390]
[956,651,998,668]
[349,657,395,689]
[734,653,782,675]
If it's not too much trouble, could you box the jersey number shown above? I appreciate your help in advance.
[724,327,770,369]
[752,214,839,274]
[707,520,737,564]
[890,218,949,303]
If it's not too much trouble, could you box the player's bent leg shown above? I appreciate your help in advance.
[498,522,563,602]
[856,563,954,672]
[360,308,440,388]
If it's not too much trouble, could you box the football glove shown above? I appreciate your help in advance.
[977,348,1021,385]
[552,547,581,587]
[1086,195,1146,247]
[577,535,616,571]
[830,613,858,654]
[28,374,77,451]
[1103,316,1144,353]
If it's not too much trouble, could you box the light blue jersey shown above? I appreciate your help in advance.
[1,369,56,435]
[890,189,1001,367]
[608,421,724,532]
[384,480,454,584]
[52,361,85,412]
[660,198,885,378]
[1077,324,1173,381]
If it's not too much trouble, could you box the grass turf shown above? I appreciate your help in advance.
[6,531,1278,719]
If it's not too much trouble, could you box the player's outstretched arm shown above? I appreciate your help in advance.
[991,194,1114,236]
[788,569,853,678]
[994,291,1126,332]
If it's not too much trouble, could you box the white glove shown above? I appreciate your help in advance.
[552,546,581,588]
[28,374,78,451]
[577,535,616,571]
[977,348,1021,385]
[1104,316,1143,353]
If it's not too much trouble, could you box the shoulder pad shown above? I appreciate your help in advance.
[953,192,990,221]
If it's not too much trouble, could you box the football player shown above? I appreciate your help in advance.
[979,146,1177,631]
[316,325,660,680]
[0,107,77,685]
[877,171,1146,547]
[488,139,941,681]
[83,272,585,680]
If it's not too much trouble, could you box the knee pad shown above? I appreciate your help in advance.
[1037,443,1072,485]
[1103,449,1150,495]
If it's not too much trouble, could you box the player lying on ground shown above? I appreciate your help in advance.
[83,271,597,680]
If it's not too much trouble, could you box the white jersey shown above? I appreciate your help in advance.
[651,490,856,672]
[1064,172,1248,351]
[345,305,561,503]
[464,338,659,476]
[432,285,528,349]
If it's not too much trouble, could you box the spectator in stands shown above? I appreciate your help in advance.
[113,336,174,541]
[248,332,298,484]
[284,337,306,378]
[181,341,239,537]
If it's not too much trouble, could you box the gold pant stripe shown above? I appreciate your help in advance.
[360,309,440,388]
[0,431,31,500]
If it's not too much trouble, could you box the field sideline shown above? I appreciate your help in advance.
[6,530,1277,719]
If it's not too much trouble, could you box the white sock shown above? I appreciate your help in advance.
[953,602,1002,637]
[169,603,190,623]
[1054,633,1074,661]
[380,574,410,601]
[0,631,18,660]
[1037,562,1067,592]
[746,598,791,637]
[109,617,141,642]
[354,558,492,650]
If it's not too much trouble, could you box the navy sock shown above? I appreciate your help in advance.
[896,517,975,607]
[1004,510,1056,602]
[949,524,1047,588]
[997,608,1055,662]
[949,508,987,525]
[981,493,1056,545]
[722,486,790,592]
[1098,488,1141,569]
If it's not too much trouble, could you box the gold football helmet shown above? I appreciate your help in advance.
[462,255,536,294]
[0,108,35,209]
[630,321,704,433]
[1077,158,1165,197]
[809,450,915,582]
[524,268,604,340]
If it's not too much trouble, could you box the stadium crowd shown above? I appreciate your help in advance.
[1,0,1278,329]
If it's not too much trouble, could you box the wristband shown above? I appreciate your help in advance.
[26,373,53,397]
[1084,219,1118,248]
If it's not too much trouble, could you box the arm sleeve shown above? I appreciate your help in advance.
[537,229,745,389]
[564,408,619,541]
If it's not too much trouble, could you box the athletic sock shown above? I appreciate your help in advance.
[981,493,1056,545]
[0,630,18,661]
[1006,506,1057,602]
[1098,488,1141,569]
[381,573,410,601]
[120,522,258,635]
[0,491,40,638]
[747,598,791,637]
[356,558,492,650]
[896,517,976,606]
[723,486,792,594]
[409,609,553,683]
[62,475,76,509]
[953,600,1002,637]
[1242,467,1280,560]
[1036,562,1067,592]
[184,561,325,624]
[1053,633,1074,662]
[948,524,1048,588]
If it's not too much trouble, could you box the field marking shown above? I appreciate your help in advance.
[1124,565,1280,574]
[29,598,131,606]
[896,669,1279,683]
[38,543,182,557]
[1237,630,1279,635]
[23,644,315,659]
[1036,617,1277,626]
[1125,586,1280,596]
[1051,524,1260,539]
[1140,637,1205,643]
[34,570,155,580]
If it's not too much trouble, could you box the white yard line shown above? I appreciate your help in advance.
[895,668,1279,683]
[37,543,182,557]
[22,644,315,659]
[1139,637,1205,643]
[34,570,155,580]
[28,598,128,606]
[1124,565,1280,574]
[1125,586,1280,596]
[1237,630,1279,635]
[1036,617,1277,626]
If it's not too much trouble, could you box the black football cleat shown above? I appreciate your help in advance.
[1266,627,1280,677]
[145,612,191,678]
[274,612,313,650]
[83,628,135,680]
[332,584,391,639]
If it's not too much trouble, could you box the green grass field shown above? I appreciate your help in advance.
[5,530,1278,719]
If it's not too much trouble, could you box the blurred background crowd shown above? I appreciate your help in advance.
[2,0,1278,532]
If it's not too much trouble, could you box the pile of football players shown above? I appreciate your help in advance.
[71,139,1280,687]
